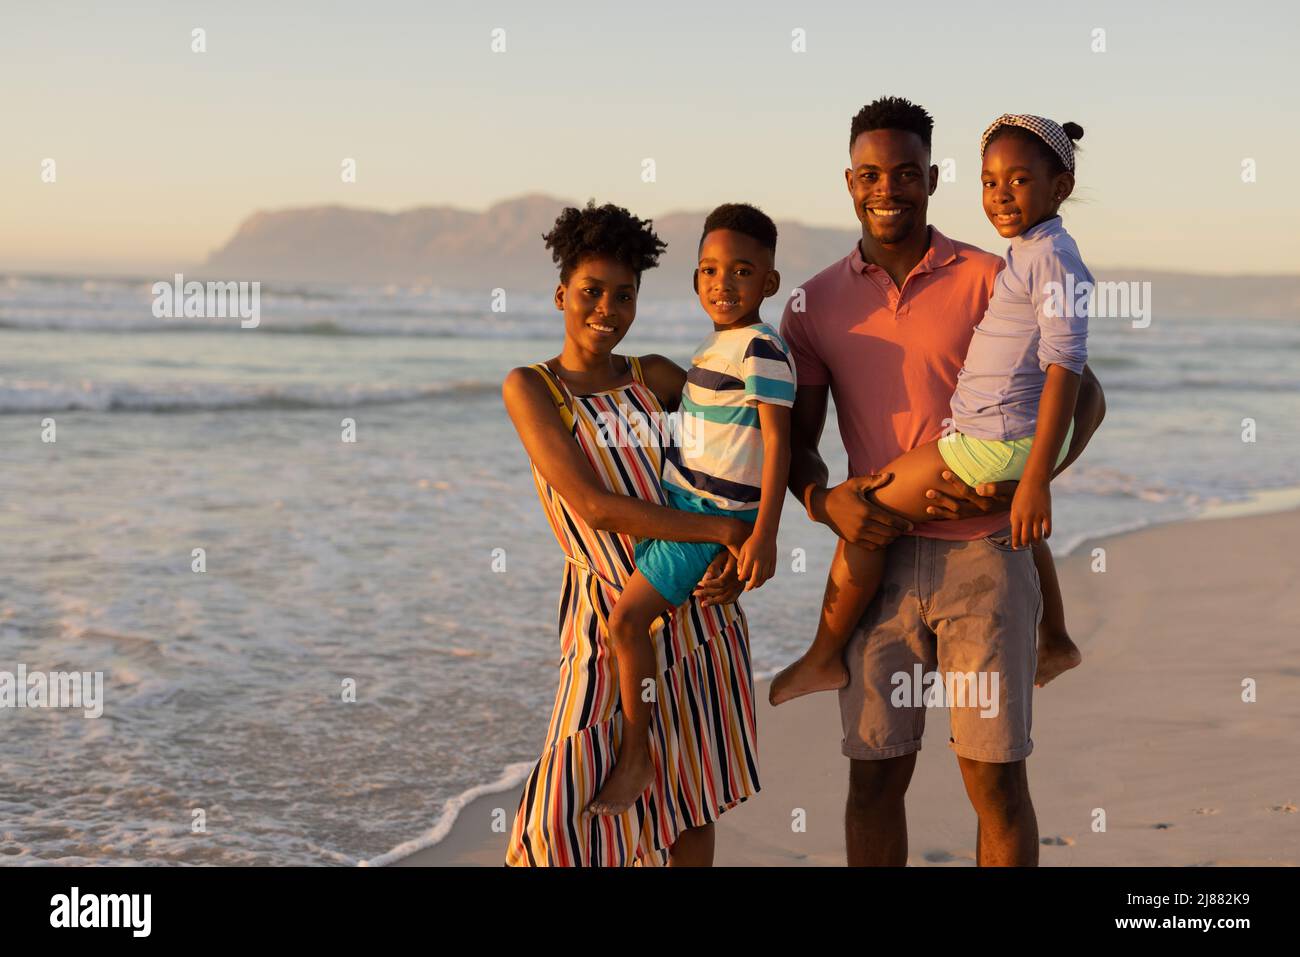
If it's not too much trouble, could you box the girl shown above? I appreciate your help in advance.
[771,114,1092,706]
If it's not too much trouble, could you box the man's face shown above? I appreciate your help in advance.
[844,129,937,246]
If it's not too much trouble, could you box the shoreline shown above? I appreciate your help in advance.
[383,502,1300,867]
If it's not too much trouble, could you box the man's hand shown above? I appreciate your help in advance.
[922,471,1018,521]
[692,550,743,606]
[1010,479,1051,548]
[812,472,912,550]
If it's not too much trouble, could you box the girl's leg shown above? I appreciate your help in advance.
[769,441,952,706]
[1030,541,1082,687]
[769,537,886,705]
[586,570,673,816]
[667,822,715,867]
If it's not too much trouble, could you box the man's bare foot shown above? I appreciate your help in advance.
[1035,630,1082,687]
[768,655,849,706]
[585,750,654,816]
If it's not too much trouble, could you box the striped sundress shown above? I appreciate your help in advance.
[505,356,761,867]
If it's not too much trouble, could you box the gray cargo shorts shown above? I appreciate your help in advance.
[839,528,1042,763]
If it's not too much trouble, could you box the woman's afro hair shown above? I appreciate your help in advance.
[543,200,667,286]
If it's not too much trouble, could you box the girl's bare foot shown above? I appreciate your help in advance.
[768,654,849,706]
[585,748,654,816]
[1034,629,1082,687]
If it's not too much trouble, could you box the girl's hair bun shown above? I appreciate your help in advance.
[1062,121,1084,142]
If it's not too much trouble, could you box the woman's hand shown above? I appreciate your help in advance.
[692,551,743,606]
[736,531,777,591]
[1009,479,1051,548]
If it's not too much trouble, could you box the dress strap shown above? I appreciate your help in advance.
[528,363,576,433]
[628,354,645,386]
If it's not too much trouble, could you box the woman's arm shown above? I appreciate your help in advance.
[502,367,746,548]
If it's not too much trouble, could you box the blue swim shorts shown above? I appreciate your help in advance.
[634,486,757,608]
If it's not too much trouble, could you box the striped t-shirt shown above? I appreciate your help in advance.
[662,321,797,512]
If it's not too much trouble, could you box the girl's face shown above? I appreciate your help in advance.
[980,133,1075,239]
[554,255,638,355]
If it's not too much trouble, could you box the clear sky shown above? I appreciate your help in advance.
[3,0,1297,274]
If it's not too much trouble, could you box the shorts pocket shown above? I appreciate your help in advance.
[981,531,1027,553]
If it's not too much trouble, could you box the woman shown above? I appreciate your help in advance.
[500,201,760,866]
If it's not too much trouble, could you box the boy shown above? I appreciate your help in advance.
[587,203,795,816]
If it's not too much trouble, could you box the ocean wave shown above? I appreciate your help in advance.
[0,379,498,414]
[361,761,534,866]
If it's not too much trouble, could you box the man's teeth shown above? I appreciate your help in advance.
[870,208,904,217]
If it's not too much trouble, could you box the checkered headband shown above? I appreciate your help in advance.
[980,114,1076,173]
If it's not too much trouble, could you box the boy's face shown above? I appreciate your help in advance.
[694,229,779,330]
[845,129,937,247]
[981,134,1074,239]
[554,255,638,354]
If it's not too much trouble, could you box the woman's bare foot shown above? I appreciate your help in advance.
[768,654,849,706]
[1035,629,1082,687]
[585,748,654,816]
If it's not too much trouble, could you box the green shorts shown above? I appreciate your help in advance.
[937,419,1075,488]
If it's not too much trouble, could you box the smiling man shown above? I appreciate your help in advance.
[779,96,1105,867]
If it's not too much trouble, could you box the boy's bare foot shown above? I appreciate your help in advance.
[768,655,849,706]
[1035,630,1082,687]
[585,749,654,816]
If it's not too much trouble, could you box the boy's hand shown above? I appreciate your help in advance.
[1009,479,1051,548]
[736,531,777,591]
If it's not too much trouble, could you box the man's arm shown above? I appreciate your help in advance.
[923,364,1107,519]
[787,383,911,549]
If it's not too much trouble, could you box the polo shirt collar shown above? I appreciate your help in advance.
[850,225,959,278]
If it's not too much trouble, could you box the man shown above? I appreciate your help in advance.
[780,96,1105,866]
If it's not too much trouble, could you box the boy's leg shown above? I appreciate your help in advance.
[769,537,887,705]
[1030,541,1082,687]
[587,570,674,816]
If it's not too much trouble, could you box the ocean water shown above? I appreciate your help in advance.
[1,273,1297,865]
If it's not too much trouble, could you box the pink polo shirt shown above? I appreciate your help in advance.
[779,226,1008,541]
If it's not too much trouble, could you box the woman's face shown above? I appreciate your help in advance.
[554,255,639,355]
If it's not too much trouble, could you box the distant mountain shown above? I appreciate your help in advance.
[203,195,1300,319]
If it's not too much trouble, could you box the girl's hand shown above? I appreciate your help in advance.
[1010,480,1052,548]
[736,532,777,591]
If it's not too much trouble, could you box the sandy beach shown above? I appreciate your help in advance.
[395,508,1299,866]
